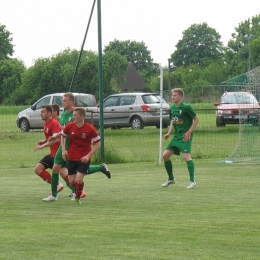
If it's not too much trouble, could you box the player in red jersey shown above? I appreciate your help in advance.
[34,105,64,193]
[60,107,101,204]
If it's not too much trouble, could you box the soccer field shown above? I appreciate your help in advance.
[0,160,259,260]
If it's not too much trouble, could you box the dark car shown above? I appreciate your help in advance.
[214,91,260,127]
[93,92,170,129]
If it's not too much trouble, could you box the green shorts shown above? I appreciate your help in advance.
[54,146,68,166]
[165,137,192,155]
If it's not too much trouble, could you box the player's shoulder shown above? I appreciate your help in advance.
[181,102,194,109]
[50,118,60,125]
[66,121,75,127]
[83,122,95,129]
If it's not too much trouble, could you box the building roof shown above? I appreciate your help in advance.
[119,63,146,91]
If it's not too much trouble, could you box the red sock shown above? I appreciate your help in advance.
[70,182,76,193]
[76,182,84,199]
[39,171,51,184]
[63,175,70,184]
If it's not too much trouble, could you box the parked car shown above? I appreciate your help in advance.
[214,91,260,127]
[16,93,97,132]
[93,92,170,129]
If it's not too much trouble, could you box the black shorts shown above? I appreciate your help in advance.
[67,160,90,175]
[39,155,67,169]
[39,155,54,169]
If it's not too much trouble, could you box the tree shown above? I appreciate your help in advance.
[102,50,129,97]
[104,39,158,82]
[0,58,25,104]
[170,23,224,68]
[0,24,14,60]
[14,48,129,104]
[225,15,260,76]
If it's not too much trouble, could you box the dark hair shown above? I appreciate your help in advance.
[51,104,60,116]
[41,105,52,113]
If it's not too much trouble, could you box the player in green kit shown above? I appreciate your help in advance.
[162,88,199,189]
[43,92,110,202]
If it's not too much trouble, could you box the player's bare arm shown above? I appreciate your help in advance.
[48,132,61,142]
[81,142,100,163]
[164,124,174,140]
[183,116,199,142]
[60,134,68,161]
[37,139,47,145]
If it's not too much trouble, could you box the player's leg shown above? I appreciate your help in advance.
[162,149,175,186]
[67,161,82,202]
[42,163,62,202]
[35,155,52,183]
[35,163,51,183]
[51,164,62,197]
[182,141,196,189]
[50,147,65,198]
[75,172,85,204]
[88,164,111,179]
[59,166,75,192]
[74,162,90,204]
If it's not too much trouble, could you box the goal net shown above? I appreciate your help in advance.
[221,66,260,164]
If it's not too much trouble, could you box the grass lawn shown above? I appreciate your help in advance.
[0,160,259,260]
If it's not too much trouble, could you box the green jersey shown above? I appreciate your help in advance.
[58,110,74,127]
[58,110,74,148]
[170,102,196,139]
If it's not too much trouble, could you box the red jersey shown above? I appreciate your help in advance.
[44,118,61,157]
[61,122,100,161]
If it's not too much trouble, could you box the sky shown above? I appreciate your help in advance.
[1,0,260,68]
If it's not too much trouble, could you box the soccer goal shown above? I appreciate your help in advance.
[222,66,260,164]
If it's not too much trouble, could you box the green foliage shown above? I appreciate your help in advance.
[0,24,14,60]
[2,14,260,107]
[102,51,129,97]
[11,49,129,105]
[0,58,26,104]
[147,61,228,97]
[225,15,260,76]
[171,23,224,68]
[104,39,158,83]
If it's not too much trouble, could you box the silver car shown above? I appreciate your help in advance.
[16,92,97,132]
[93,92,170,129]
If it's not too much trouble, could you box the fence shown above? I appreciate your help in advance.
[2,74,260,167]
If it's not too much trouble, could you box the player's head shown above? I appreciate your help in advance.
[73,107,86,123]
[51,104,60,119]
[171,88,184,104]
[62,92,75,110]
[40,105,52,121]
[73,107,86,117]
[172,88,184,97]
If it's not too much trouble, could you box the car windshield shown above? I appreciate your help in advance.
[221,94,258,104]
[75,95,96,107]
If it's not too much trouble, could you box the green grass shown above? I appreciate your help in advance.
[0,161,259,259]
[0,106,259,259]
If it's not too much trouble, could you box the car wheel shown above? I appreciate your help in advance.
[131,116,144,129]
[20,118,30,132]
[216,117,226,127]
